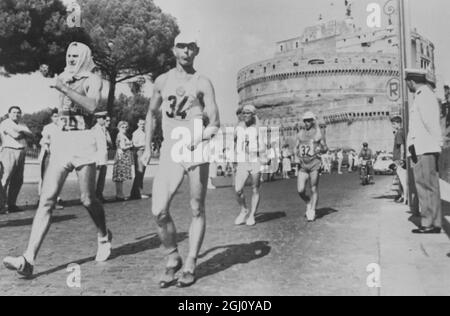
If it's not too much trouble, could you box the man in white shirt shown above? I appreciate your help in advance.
[0,106,33,213]
[130,118,148,199]
[38,108,64,209]
[92,112,112,202]
[405,69,443,234]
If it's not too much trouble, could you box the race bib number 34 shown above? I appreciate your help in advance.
[166,95,189,120]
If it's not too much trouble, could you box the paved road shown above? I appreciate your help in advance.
[0,172,437,296]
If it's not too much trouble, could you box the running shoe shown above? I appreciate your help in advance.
[3,256,34,278]
[246,216,256,226]
[305,203,316,222]
[95,230,113,262]
[235,209,249,225]
[176,271,196,288]
[159,258,183,289]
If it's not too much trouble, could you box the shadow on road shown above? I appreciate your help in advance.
[255,212,286,224]
[0,215,77,229]
[110,232,188,260]
[196,241,271,281]
[372,195,397,200]
[31,232,188,279]
[315,208,339,220]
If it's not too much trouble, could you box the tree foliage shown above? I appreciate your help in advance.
[0,0,91,76]
[1,0,179,119]
[79,0,179,114]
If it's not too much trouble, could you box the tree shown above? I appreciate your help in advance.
[80,0,179,115]
[0,0,91,76]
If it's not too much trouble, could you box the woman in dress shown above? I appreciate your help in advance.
[281,144,292,179]
[113,121,133,200]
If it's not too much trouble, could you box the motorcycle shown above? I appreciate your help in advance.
[360,160,372,186]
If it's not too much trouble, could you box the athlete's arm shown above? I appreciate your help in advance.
[198,76,220,143]
[142,73,166,164]
[294,137,300,157]
[318,134,328,154]
[51,74,102,113]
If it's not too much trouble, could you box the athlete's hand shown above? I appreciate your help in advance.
[141,149,152,166]
[50,75,66,93]
[186,140,200,152]
[314,146,322,155]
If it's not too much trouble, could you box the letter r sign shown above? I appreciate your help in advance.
[387,78,401,101]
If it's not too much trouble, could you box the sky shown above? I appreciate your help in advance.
[1,0,449,123]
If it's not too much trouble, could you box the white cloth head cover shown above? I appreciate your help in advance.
[60,42,96,82]
[302,111,316,121]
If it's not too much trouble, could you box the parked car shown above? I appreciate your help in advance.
[373,153,395,175]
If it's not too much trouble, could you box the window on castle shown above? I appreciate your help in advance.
[335,58,338,63]
[280,45,283,52]
[308,59,325,65]
[362,58,366,63]
[264,67,267,73]
[296,42,299,48]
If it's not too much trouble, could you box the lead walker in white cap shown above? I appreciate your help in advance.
[141,32,220,288]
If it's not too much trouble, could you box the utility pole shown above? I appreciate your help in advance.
[397,0,419,212]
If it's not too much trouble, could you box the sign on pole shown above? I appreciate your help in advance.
[386,78,401,102]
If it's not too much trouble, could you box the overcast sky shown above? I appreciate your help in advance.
[1,0,449,123]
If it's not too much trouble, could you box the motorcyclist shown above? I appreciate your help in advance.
[358,142,374,182]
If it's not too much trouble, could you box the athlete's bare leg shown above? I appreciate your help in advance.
[297,171,310,204]
[309,170,320,212]
[152,163,185,268]
[235,168,249,212]
[184,163,209,273]
[23,162,68,263]
[247,172,261,224]
[76,164,108,238]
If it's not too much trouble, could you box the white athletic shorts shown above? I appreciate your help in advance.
[50,130,97,171]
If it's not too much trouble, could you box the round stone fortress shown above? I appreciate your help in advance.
[237,14,435,152]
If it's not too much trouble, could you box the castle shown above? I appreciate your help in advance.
[236,1,435,151]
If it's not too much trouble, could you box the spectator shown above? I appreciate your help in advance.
[337,149,344,174]
[130,118,149,199]
[112,121,133,201]
[444,82,450,128]
[391,115,407,203]
[38,108,64,209]
[92,111,112,202]
[0,106,33,213]
[0,161,5,214]
[347,151,354,172]
[405,69,443,234]
[281,144,292,179]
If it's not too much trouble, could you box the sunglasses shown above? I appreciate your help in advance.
[176,43,198,50]
[303,119,314,123]
[242,111,254,115]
